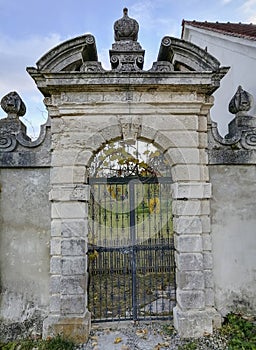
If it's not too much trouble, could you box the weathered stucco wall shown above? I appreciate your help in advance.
[0,168,51,327]
[210,164,256,316]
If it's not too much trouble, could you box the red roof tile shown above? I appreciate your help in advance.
[182,20,256,41]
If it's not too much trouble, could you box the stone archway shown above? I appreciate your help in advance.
[44,110,219,341]
[27,8,228,342]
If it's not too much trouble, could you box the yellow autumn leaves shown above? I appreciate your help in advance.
[149,197,160,214]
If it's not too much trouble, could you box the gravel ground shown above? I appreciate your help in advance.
[77,321,229,350]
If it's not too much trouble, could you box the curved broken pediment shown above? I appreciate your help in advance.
[36,34,99,72]
[156,36,220,72]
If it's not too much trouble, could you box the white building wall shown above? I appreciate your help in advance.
[182,26,256,135]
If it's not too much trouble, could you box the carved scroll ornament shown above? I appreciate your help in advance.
[0,91,49,152]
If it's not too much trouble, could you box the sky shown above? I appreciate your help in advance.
[1,0,256,138]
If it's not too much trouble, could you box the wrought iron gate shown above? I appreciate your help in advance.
[88,176,175,322]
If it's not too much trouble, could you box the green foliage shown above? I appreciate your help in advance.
[221,313,256,350]
[89,140,170,177]
[162,323,175,336]
[178,342,197,350]
[0,335,75,350]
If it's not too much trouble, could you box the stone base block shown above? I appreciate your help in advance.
[43,313,91,344]
[173,306,221,338]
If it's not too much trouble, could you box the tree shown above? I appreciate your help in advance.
[89,140,171,178]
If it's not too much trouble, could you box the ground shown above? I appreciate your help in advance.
[78,321,230,350]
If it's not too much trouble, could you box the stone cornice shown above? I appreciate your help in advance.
[27,67,229,96]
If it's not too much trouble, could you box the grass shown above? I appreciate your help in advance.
[161,313,256,350]
[220,313,256,349]
[0,335,75,350]
[1,313,255,349]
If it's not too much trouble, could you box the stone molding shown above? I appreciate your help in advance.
[27,69,229,97]
[208,86,256,164]
[156,36,224,72]
[36,34,98,73]
[208,117,256,164]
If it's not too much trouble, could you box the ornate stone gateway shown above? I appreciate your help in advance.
[23,7,228,342]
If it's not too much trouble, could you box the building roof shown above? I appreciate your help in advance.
[182,20,256,41]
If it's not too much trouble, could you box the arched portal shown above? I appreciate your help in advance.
[87,140,175,321]
[27,8,229,340]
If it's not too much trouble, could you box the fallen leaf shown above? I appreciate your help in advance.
[161,342,170,347]
[91,336,98,341]
[92,341,98,347]
[153,345,161,350]
[114,337,123,344]
[121,346,130,350]
[203,331,211,337]
[136,328,148,337]
[153,342,170,349]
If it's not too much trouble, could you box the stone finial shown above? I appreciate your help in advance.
[110,8,144,71]
[114,8,139,41]
[1,91,26,118]
[228,85,253,115]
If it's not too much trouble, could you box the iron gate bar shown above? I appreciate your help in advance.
[129,180,137,320]
[89,244,174,253]
[88,176,173,185]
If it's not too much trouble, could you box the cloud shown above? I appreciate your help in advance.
[240,0,256,22]
[0,33,63,137]
[129,0,178,36]
[0,33,62,93]
[221,0,233,4]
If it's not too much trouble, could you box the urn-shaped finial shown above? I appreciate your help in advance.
[114,8,139,41]
[228,85,253,115]
[1,91,26,118]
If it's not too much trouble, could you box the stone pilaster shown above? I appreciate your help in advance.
[172,182,221,337]
[43,184,91,343]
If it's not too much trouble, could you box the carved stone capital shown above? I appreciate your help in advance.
[109,52,144,71]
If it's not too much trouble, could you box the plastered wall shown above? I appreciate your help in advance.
[0,168,50,325]
[210,165,256,316]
